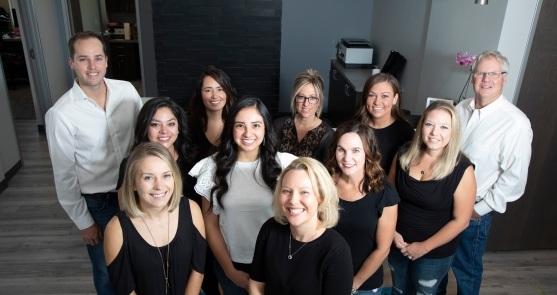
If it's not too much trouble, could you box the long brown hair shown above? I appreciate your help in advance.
[354,73,408,125]
[327,121,385,193]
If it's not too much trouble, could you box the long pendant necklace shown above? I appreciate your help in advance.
[288,229,321,260]
[141,212,171,294]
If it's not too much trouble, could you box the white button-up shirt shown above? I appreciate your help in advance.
[457,95,533,216]
[45,78,142,229]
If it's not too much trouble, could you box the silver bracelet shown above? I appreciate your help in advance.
[351,288,358,294]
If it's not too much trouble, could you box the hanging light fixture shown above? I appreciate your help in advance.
[475,0,488,5]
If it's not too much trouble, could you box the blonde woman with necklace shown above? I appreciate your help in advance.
[249,157,353,295]
[327,121,399,295]
[105,142,206,295]
[387,101,476,294]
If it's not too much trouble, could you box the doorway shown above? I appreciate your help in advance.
[1,0,34,119]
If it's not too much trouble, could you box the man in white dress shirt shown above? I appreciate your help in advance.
[45,31,142,294]
[438,50,533,294]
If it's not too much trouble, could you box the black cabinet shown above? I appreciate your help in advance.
[106,0,135,13]
[109,42,140,81]
[328,62,361,126]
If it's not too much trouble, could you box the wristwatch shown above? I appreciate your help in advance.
[351,288,358,294]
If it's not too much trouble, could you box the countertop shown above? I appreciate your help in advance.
[331,59,374,93]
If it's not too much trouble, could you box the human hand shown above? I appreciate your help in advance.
[393,231,408,249]
[402,242,428,261]
[80,223,102,246]
[227,269,250,290]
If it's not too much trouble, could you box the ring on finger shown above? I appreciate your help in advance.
[408,255,413,260]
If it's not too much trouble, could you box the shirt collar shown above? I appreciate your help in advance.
[468,95,505,117]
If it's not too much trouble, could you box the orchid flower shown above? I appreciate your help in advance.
[456,52,476,67]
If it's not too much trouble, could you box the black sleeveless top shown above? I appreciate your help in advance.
[393,145,473,258]
[107,198,206,295]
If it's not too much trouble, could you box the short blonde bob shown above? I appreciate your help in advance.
[273,157,339,228]
[121,142,182,218]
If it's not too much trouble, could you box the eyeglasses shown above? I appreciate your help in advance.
[473,71,507,79]
[295,95,319,104]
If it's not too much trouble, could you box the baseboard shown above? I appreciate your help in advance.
[0,160,22,195]
[5,160,22,181]
[0,178,7,194]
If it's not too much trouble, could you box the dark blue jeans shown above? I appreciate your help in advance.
[388,248,454,295]
[443,212,492,295]
[83,194,118,295]
[212,259,249,295]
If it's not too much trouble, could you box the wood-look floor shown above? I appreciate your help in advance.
[0,120,556,294]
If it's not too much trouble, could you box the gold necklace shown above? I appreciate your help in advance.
[288,229,321,260]
[141,212,171,294]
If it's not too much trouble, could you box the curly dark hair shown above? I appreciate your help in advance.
[326,120,385,193]
[209,96,282,211]
[187,65,238,131]
[131,97,194,163]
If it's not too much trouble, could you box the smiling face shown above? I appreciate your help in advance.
[472,56,507,106]
[134,155,174,210]
[147,107,179,156]
[232,106,265,161]
[69,37,108,90]
[201,75,227,112]
[335,132,366,179]
[279,169,320,231]
[365,81,398,125]
[421,109,452,153]
[295,83,320,119]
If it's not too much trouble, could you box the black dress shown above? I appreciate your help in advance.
[371,119,414,174]
[107,198,206,295]
[250,218,353,295]
[335,180,400,290]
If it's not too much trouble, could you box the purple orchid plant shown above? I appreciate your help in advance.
[456,52,476,67]
[456,52,476,103]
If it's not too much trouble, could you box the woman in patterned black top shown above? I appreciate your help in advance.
[274,69,334,163]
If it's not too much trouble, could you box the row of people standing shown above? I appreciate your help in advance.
[45,29,531,295]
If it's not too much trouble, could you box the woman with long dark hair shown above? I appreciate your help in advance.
[328,121,399,294]
[354,73,414,174]
[116,97,198,204]
[187,65,238,161]
[190,96,297,294]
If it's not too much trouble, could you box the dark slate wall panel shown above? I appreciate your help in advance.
[151,0,282,114]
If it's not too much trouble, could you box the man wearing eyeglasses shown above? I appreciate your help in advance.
[438,50,533,294]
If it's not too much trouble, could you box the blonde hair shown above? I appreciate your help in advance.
[121,142,182,218]
[290,69,325,117]
[399,101,462,180]
[273,157,339,228]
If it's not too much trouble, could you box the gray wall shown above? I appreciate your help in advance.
[371,0,540,115]
[415,0,507,113]
[0,60,22,186]
[371,0,431,114]
[279,0,373,113]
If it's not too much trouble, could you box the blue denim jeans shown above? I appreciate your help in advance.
[443,212,492,295]
[355,287,382,294]
[388,248,454,295]
[212,259,249,295]
[83,194,119,295]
